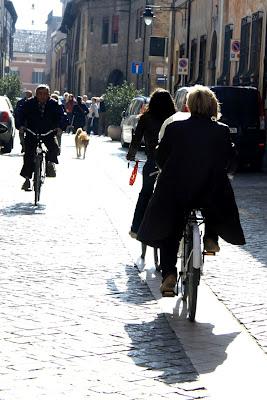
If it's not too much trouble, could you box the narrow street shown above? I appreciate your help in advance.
[0,134,267,399]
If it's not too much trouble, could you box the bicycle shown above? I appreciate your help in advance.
[25,128,55,205]
[177,209,214,322]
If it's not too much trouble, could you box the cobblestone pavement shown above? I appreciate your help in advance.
[0,136,208,399]
[204,173,267,353]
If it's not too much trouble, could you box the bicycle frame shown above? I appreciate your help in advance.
[25,128,54,205]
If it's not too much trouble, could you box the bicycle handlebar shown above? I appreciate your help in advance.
[25,128,56,137]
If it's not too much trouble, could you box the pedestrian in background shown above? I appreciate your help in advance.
[15,90,33,153]
[65,93,76,133]
[87,97,99,135]
[72,96,89,134]
[98,95,107,136]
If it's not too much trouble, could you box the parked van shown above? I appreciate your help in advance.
[174,86,266,170]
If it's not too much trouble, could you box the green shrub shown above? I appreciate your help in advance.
[104,81,143,126]
[0,74,21,108]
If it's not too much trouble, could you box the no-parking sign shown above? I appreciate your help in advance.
[178,58,189,75]
[230,40,240,61]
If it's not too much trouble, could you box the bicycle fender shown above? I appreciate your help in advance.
[193,224,203,269]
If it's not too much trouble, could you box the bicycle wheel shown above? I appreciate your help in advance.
[33,155,42,205]
[188,224,201,322]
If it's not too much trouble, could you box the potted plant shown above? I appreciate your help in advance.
[104,81,143,141]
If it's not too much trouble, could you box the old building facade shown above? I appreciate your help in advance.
[51,0,267,107]
[10,30,47,93]
[0,0,17,78]
[59,0,172,96]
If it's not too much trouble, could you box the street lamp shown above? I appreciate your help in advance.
[142,2,189,93]
[143,7,154,26]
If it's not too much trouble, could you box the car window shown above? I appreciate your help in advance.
[4,96,13,111]
[131,99,143,115]
[126,100,136,115]
[175,89,188,111]
[0,97,10,111]
[211,87,259,126]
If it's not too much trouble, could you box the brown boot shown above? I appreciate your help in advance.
[160,274,177,297]
[204,238,220,253]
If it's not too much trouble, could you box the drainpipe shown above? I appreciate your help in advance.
[216,0,224,83]
[185,0,191,84]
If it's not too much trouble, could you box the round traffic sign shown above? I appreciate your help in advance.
[231,40,240,53]
[179,58,188,68]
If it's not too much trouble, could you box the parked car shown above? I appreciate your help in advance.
[120,95,150,147]
[0,95,16,153]
[174,85,266,170]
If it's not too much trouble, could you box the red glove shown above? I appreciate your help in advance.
[129,161,139,185]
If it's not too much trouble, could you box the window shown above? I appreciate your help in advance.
[90,17,94,33]
[233,16,251,85]
[217,24,233,85]
[189,39,197,83]
[32,71,45,84]
[249,12,263,83]
[88,76,92,92]
[111,15,119,43]
[10,69,20,77]
[135,9,142,39]
[197,35,207,84]
[102,17,109,44]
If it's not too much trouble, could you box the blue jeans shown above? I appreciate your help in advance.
[131,159,158,233]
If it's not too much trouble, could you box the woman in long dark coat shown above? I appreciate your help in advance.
[137,85,245,296]
[126,89,176,238]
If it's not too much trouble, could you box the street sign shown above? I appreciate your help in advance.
[230,40,240,61]
[131,62,143,75]
[178,58,188,75]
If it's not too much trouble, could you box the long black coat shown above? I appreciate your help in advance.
[15,97,66,133]
[138,116,245,247]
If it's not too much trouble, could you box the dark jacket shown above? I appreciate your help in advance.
[15,97,66,133]
[72,103,89,128]
[138,116,245,247]
[128,112,165,159]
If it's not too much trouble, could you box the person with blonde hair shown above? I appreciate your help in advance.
[137,85,245,296]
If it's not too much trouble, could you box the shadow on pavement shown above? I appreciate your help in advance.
[125,315,239,383]
[106,264,155,305]
[0,202,46,216]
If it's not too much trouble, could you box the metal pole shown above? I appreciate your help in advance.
[125,0,131,81]
[168,0,176,93]
[142,23,147,91]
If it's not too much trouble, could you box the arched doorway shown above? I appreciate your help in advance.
[107,69,124,86]
[209,31,217,85]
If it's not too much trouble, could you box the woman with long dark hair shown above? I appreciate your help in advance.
[126,88,176,238]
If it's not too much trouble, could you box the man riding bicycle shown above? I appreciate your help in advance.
[15,84,67,191]
[137,85,245,296]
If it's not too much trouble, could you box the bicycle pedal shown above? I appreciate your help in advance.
[203,250,216,256]
[161,290,175,297]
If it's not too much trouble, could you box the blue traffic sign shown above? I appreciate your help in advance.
[131,62,143,75]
